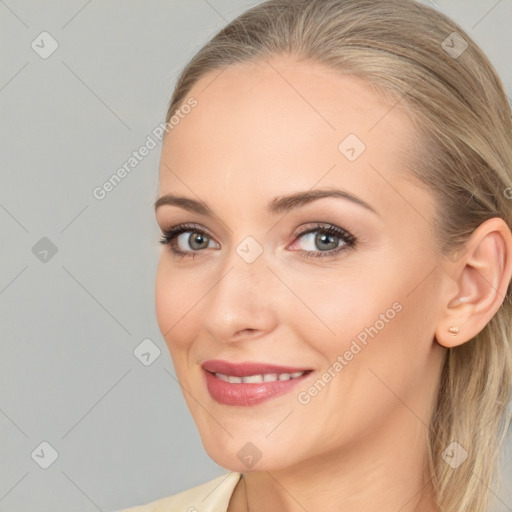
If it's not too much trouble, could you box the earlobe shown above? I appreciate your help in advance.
[435,218,512,349]
[436,322,466,348]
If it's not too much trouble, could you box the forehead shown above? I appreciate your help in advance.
[158,55,426,220]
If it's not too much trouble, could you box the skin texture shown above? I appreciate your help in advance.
[154,55,512,512]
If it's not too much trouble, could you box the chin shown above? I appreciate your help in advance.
[200,433,297,473]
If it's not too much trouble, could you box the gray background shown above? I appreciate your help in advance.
[0,1,511,511]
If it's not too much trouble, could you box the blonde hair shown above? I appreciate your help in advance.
[165,1,512,510]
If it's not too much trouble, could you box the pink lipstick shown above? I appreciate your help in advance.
[202,360,313,406]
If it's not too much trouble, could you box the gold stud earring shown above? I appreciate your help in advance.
[448,326,460,336]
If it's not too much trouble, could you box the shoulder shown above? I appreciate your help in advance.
[117,472,242,512]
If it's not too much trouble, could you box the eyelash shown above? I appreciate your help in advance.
[159,222,357,261]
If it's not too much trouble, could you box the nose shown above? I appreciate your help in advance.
[200,246,279,343]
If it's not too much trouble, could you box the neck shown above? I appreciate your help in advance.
[228,408,441,512]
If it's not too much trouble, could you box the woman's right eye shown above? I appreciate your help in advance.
[159,224,218,259]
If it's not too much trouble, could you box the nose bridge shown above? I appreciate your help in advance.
[213,237,271,309]
[217,226,271,292]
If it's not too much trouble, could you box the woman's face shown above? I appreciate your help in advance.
[154,55,448,473]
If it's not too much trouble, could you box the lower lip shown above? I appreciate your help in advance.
[203,369,311,406]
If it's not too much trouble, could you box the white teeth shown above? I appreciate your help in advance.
[214,371,306,383]
[241,374,264,383]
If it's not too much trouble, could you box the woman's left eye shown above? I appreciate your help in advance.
[290,224,357,259]
[159,223,357,260]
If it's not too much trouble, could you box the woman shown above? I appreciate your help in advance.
[120,0,512,510]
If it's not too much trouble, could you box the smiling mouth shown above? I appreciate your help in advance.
[202,363,315,406]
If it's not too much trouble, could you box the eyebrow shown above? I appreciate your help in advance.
[154,188,378,216]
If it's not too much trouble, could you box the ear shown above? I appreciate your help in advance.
[435,217,512,348]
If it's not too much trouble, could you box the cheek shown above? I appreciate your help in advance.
[155,257,202,350]
[293,290,430,432]
[288,268,390,346]
[300,259,430,373]
[154,258,173,336]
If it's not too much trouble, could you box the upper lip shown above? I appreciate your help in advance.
[202,359,312,377]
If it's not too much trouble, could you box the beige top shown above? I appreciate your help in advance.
[118,472,242,512]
